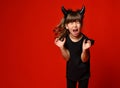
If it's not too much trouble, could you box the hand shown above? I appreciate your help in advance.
[54,38,66,48]
[82,39,92,51]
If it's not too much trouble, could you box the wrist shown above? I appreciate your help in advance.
[59,46,65,49]
[82,49,89,52]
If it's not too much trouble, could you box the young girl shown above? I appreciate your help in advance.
[53,6,94,88]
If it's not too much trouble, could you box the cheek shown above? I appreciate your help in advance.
[66,25,71,29]
[68,29,73,33]
[78,24,81,28]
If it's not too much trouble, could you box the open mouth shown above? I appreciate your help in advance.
[73,29,78,32]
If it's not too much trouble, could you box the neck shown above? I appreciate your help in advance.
[69,33,83,42]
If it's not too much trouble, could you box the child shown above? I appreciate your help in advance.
[53,6,94,88]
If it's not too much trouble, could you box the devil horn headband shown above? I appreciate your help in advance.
[61,6,85,17]
[79,6,85,15]
[61,6,68,17]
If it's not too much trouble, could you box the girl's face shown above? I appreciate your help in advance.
[65,20,81,37]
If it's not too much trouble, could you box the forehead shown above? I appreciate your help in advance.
[65,12,82,23]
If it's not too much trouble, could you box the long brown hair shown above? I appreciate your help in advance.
[53,6,85,40]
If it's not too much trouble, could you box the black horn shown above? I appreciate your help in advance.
[79,6,85,15]
[61,6,68,17]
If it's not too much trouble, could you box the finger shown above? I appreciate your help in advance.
[86,40,91,43]
[83,39,86,44]
[87,40,92,46]
[54,38,59,44]
[63,38,66,42]
[59,38,66,44]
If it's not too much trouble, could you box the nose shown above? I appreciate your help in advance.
[73,22,77,27]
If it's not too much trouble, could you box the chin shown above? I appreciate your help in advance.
[72,34,80,37]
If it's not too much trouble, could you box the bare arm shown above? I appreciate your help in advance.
[59,46,70,61]
[81,49,90,63]
[81,39,91,63]
[55,38,70,61]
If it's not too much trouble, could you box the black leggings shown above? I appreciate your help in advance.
[67,78,89,88]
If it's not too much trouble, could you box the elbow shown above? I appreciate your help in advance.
[81,50,90,63]
[81,56,89,63]
[66,57,70,61]
[63,56,70,61]
[81,58,88,63]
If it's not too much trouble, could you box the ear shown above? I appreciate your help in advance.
[65,24,68,29]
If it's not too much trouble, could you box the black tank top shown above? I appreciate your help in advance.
[64,33,90,81]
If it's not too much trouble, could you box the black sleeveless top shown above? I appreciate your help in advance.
[64,33,90,81]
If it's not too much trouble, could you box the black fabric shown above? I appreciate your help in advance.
[64,33,90,81]
[67,78,77,88]
[78,79,89,88]
[67,78,89,88]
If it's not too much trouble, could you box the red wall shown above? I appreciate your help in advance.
[1,0,120,88]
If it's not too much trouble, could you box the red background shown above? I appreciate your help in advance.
[0,0,120,88]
